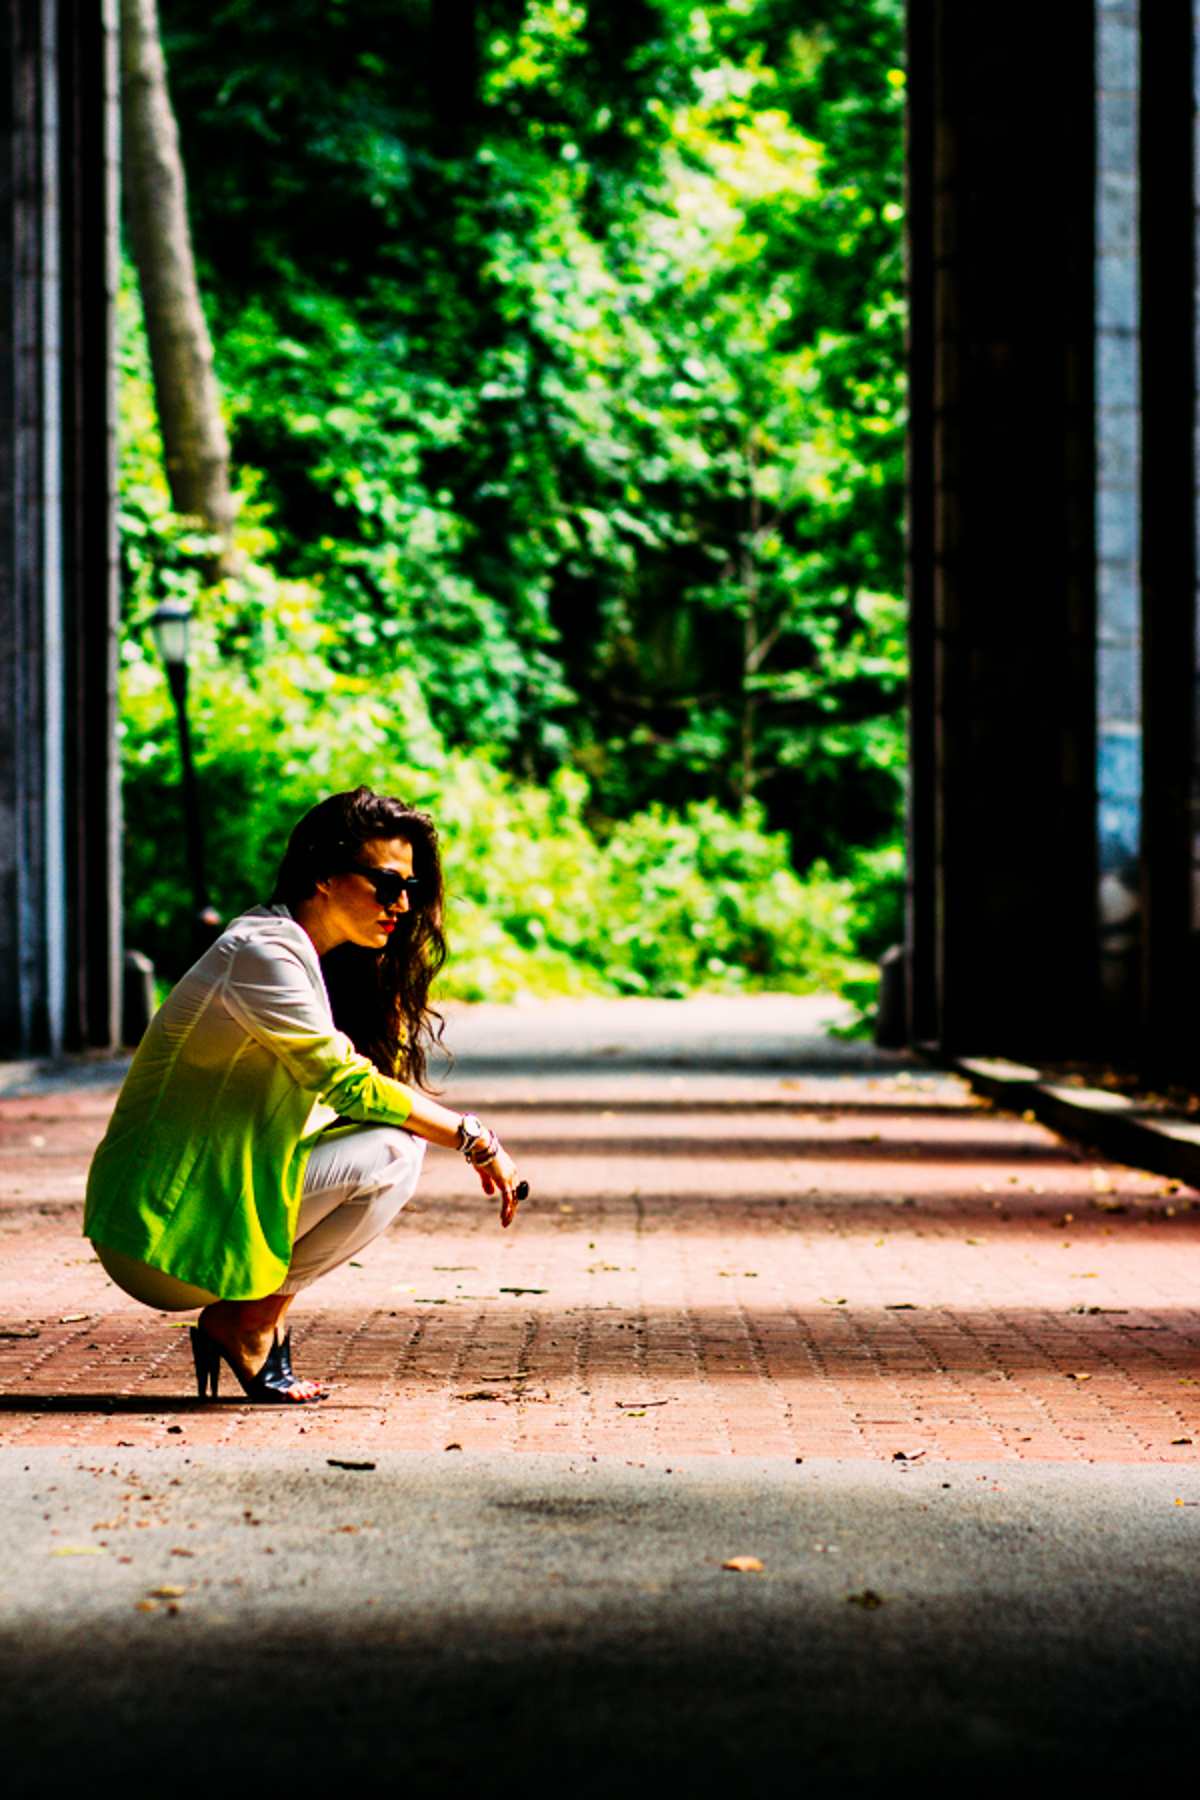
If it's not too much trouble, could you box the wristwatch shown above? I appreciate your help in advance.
[456,1114,487,1159]
[457,1114,500,1167]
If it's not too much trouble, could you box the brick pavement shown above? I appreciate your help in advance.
[1,1066,1198,1463]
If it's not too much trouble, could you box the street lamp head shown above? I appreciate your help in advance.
[148,599,192,670]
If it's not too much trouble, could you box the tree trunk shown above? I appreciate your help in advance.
[737,429,762,813]
[119,0,237,573]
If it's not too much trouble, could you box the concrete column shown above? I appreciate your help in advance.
[1137,2,1198,1080]
[0,1,119,1057]
[1095,2,1142,1042]
[906,2,1098,1059]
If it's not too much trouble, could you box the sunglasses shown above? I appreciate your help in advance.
[347,864,421,907]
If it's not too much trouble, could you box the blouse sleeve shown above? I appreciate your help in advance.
[219,927,414,1125]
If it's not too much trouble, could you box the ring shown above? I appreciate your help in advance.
[515,1180,529,1202]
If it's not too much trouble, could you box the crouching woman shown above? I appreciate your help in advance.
[83,787,522,1403]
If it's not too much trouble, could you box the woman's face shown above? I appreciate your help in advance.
[316,835,416,952]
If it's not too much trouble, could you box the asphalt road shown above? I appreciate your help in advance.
[3,1447,1199,1796]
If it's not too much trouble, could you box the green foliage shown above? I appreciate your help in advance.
[152,0,906,864]
[121,581,872,999]
[122,2,907,997]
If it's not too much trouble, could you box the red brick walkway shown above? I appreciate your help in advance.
[2,1072,1198,1462]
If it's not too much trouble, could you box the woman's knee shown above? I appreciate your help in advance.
[352,1128,424,1191]
[305,1126,423,1200]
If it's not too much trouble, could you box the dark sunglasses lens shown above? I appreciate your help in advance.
[373,871,418,906]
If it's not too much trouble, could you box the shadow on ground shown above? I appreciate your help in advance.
[3,1452,1198,1797]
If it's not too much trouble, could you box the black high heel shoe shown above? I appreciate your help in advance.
[189,1325,324,1404]
[271,1331,325,1399]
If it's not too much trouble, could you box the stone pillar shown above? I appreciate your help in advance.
[1138,1,1198,1080]
[0,0,120,1058]
[906,1,1098,1059]
[1095,2,1142,1044]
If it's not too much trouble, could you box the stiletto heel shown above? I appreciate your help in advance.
[190,1325,220,1398]
[189,1323,323,1404]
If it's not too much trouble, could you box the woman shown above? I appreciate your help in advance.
[84,787,523,1404]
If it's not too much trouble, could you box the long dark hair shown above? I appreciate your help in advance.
[271,787,448,1087]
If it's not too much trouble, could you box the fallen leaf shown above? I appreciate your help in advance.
[819,1297,848,1306]
[0,1327,39,1339]
[149,1585,185,1598]
[499,1287,547,1296]
[59,1314,90,1324]
[444,1443,463,1452]
[49,1546,104,1557]
[1065,1372,1092,1381]
[135,1600,158,1613]
[615,1399,670,1409]
[327,1459,376,1471]
[847,1589,885,1609]
[884,1303,918,1311]
[1171,1438,1192,1446]
[721,1556,764,1573]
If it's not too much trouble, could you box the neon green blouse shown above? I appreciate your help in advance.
[83,906,414,1299]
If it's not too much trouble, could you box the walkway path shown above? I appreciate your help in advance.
[1,994,1197,1462]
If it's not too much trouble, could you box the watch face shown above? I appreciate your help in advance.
[461,1115,484,1138]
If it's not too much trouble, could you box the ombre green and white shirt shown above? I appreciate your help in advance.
[84,906,414,1300]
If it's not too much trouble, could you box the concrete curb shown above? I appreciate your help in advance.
[951,1055,1200,1188]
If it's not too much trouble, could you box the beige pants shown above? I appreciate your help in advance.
[94,1125,426,1309]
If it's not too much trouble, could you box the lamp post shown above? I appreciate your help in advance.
[149,600,221,955]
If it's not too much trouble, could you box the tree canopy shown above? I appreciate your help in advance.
[122,0,906,988]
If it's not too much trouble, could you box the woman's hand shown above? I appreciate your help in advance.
[398,1095,528,1227]
[475,1143,524,1228]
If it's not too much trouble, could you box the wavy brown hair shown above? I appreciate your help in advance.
[271,787,448,1087]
